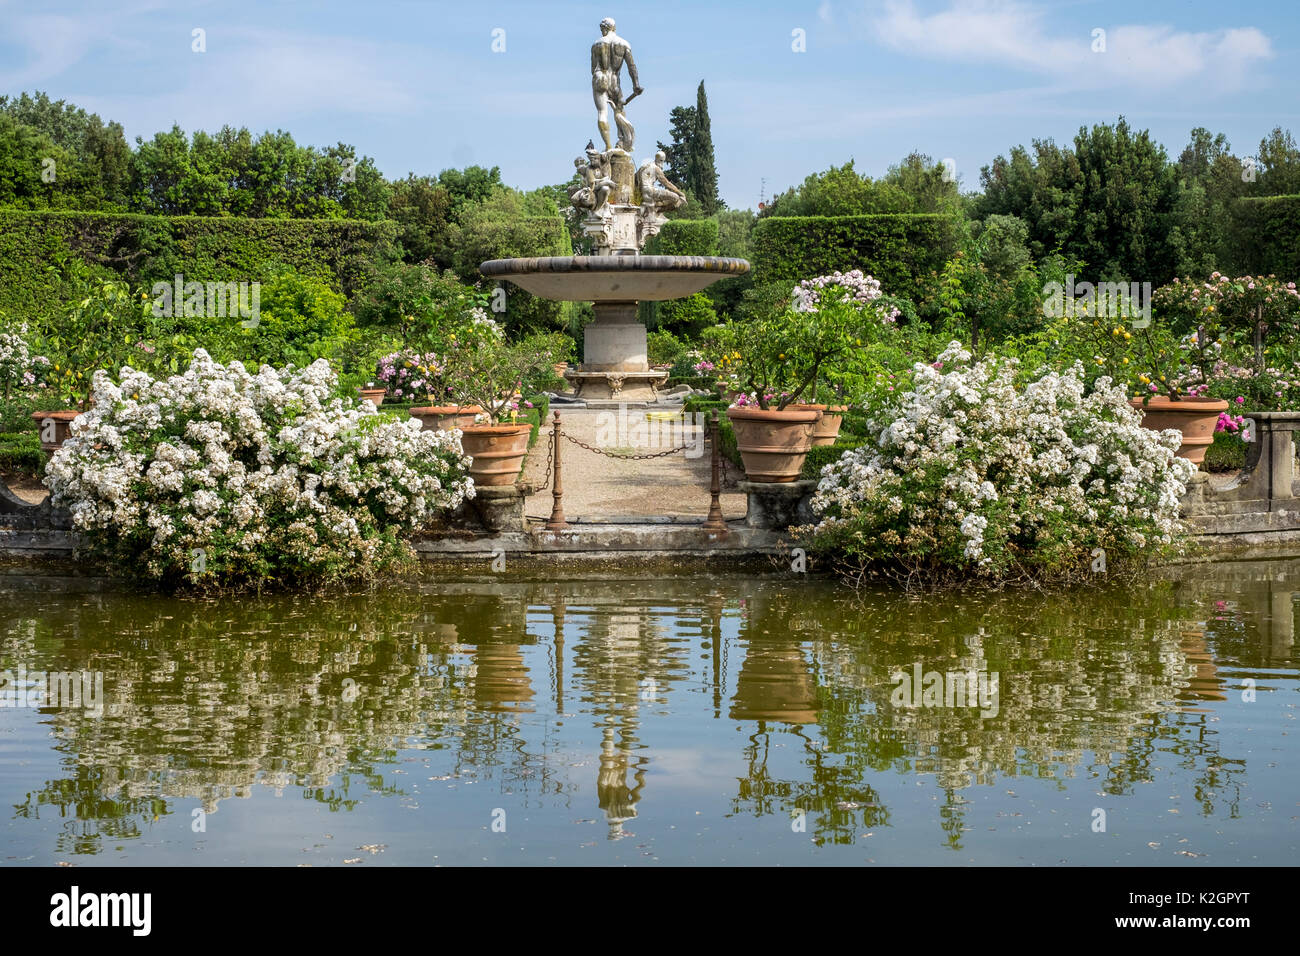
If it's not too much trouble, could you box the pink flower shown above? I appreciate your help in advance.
[1235,396,1245,405]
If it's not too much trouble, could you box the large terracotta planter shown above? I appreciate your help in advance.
[790,403,848,447]
[1129,396,1228,465]
[409,405,484,432]
[31,409,81,457]
[727,406,821,482]
[357,387,387,407]
[459,423,533,486]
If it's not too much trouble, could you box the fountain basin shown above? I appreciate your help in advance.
[480,255,750,302]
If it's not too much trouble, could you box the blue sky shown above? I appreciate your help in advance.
[1,0,1296,209]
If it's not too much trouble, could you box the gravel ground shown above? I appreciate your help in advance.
[520,406,747,521]
[1,475,48,505]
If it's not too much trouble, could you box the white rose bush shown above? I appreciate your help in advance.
[45,349,474,590]
[801,342,1197,585]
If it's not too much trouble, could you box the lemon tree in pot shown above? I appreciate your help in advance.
[438,313,563,486]
[707,270,902,481]
[1072,291,1228,467]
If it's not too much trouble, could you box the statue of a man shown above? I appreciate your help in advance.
[637,150,686,213]
[591,17,642,152]
[569,145,615,212]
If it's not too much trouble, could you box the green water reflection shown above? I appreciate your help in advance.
[0,563,1296,865]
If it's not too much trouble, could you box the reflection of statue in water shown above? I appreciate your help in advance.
[591,17,642,151]
[596,723,644,840]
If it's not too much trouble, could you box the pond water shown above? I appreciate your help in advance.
[0,562,1296,866]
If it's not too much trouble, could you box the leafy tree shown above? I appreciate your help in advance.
[978,118,1179,282]
[0,91,130,207]
[882,151,963,215]
[1256,127,1300,196]
[435,165,504,221]
[657,105,696,185]
[762,161,913,217]
[387,174,454,263]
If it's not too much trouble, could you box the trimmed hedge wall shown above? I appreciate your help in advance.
[0,209,400,324]
[644,218,719,256]
[750,214,960,301]
[1231,196,1300,280]
[468,215,574,333]
[641,219,722,327]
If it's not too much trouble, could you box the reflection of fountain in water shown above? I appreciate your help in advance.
[1176,629,1226,707]
[471,643,535,713]
[729,636,819,726]
[569,604,689,840]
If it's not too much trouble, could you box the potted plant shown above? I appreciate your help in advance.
[376,348,482,430]
[1080,288,1228,466]
[357,381,387,406]
[707,271,898,481]
[437,315,564,486]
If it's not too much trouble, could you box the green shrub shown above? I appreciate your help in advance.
[1204,429,1247,473]
[750,214,960,304]
[0,210,399,329]
[1230,195,1300,279]
[644,219,719,256]
[647,328,687,366]
[0,430,42,477]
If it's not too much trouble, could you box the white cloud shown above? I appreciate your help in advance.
[871,0,1273,90]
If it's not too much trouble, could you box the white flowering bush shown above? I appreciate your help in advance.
[801,342,1197,584]
[0,321,49,398]
[45,350,474,590]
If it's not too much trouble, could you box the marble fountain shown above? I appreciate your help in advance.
[479,16,749,405]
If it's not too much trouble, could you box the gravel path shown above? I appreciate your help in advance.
[520,406,747,521]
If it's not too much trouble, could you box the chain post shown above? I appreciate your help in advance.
[702,410,728,533]
[545,410,568,531]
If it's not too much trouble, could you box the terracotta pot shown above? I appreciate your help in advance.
[31,409,81,457]
[727,406,821,482]
[409,405,484,432]
[789,403,848,447]
[1129,396,1228,465]
[357,387,387,407]
[459,423,533,486]
[553,362,569,377]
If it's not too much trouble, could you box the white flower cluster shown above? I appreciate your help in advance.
[0,322,35,391]
[45,349,475,586]
[469,307,504,338]
[809,342,1196,574]
[792,269,902,324]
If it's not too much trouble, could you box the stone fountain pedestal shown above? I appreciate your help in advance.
[565,301,668,403]
[481,254,750,405]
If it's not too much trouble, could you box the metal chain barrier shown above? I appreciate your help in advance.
[562,432,696,460]
[534,427,555,492]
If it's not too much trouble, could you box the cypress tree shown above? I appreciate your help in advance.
[687,81,721,214]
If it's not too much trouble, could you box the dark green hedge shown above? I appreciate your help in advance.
[644,218,719,256]
[750,214,960,301]
[1231,196,1300,280]
[0,431,42,477]
[640,219,722,327]
[467,216,573,333]
[0,209,399,323]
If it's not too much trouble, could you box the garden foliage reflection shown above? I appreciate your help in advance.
[1,568,1289,852]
